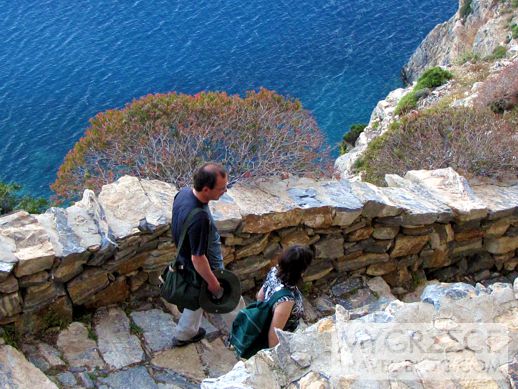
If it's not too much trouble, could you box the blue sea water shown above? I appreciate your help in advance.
[0,0,457,198]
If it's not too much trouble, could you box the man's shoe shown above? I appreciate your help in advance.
[172,328,206,347]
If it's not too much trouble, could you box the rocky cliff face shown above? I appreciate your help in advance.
[203,280,518,388]
[402,0,514,83]
[335,0,518,181]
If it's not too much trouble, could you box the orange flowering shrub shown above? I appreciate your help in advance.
[52,89,331,202]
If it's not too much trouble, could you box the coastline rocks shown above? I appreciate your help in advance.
[402,0,511,83]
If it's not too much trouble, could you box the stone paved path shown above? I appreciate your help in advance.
[0,294,246,388]
[2,272,518,388]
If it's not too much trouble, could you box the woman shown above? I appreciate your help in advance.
[256,245,313,348]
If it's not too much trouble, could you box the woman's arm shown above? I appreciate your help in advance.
[268,300,295,348]
[256,286,265,301]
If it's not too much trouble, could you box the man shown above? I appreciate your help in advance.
[171,162,230,347]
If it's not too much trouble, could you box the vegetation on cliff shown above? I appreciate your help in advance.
[474,59,518,113]
[353,106,518,186]
[0,182,48,215]
[52,89,331,202]
[339,123,367,155]
[394,67,453,115]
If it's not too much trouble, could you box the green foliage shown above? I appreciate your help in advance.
[0,325,19,349]
[410,271,425,290]
[485,46,507,61]
[513,0,518,8]
[395,91,419,115]
[414,67,454,91]
[52,89,332,202]
[396,67,453,116]
[460,0,473,19]
[43,311,70,330]
[130,322,144,336]
[511,24,518,39]
[0,182,48,215]
[344,123,367,144]
[88,327,97,341]
[0,182,19,214]
[456,51,481,65]
[353,129,395,186]
[339,123,367,155]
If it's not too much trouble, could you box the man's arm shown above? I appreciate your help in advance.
[192,254,222,295]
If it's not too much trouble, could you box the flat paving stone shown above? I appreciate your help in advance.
[98,366,158,389]
[56,322,105,370]
[22,342,66,373]
[95,306,145,369]
[0,345,58,389]
[151,344,206,382]
[199,338,239,378]
[56,371,77,387]
[153,369,199,389]
[157,384,185,389]
[130,309,176,352]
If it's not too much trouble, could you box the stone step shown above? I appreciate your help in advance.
[94,306,145,369]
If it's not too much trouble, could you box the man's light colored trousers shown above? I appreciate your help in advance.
[174,297,246,341]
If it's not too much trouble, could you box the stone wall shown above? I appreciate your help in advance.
[1,168,517,334]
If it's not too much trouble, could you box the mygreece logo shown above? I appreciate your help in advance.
[334,321,509,382]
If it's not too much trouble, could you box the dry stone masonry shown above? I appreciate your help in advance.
[0,167,517,336]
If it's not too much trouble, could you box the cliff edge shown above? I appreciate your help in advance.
[402,0,514,83]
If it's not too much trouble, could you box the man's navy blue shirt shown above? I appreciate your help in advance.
[171,188,211,267]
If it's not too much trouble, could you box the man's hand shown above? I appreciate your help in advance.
[208,282,224,299]
[192,254,223,299]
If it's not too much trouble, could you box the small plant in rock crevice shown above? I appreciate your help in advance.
[456,51,481,65]
[130,322,144,336]
[460,0,473,19]
[339,123,368,155]
[485,46,507,61]
[0,325,19,349]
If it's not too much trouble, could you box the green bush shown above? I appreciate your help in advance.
[456,51,481,65]
[0,182,48,215]
[344,123,367,144]
[339,123,367,154]
[513,0,518,8]
[414,67,454,91]
[460,0,473,19]
[486,46,507,61]
[511,24,518,39]
[395,67,453,116]
[395,91,419,115]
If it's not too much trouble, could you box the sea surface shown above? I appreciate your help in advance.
[0,0,457,198]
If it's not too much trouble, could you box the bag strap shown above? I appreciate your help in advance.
[266,288,295,309]
[173,207,207,266]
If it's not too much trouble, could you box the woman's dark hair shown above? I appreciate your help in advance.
[278,245,313,286]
